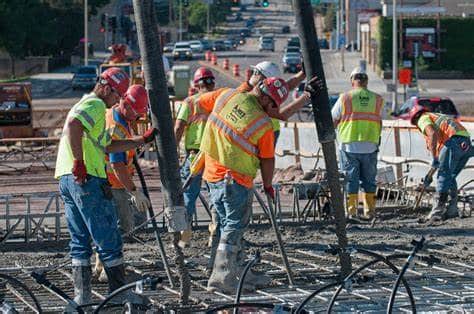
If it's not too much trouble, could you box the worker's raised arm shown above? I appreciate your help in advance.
[286,70,306,90]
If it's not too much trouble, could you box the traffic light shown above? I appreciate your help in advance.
[100,13,106,28]
[108,16,117,31]
[183,0,189,7]
[262,0,269,7]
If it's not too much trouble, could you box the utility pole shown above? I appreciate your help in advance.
[335,2,340,51]
[392,0,403,181]
[84,0,88,66]
[293,0,352,278]
[207,1,211,36]
[132,0,191,303]
[179,0,183,41]
[340,0,345,71]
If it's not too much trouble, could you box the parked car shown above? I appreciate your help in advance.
[212,40,226,51]
[284,46,301,54]
[173,42,193,60]
[240,28,251,37]
[282,52,302,73]
[235,12,243,21]
[246,17,256,28]
[238,36,246,45]
[226,38,239,49]
[240,5,247,11]
[282,25,290,33]
[224,40,234,50]
[201,39,211,51]
[259,36,275,52]
[287,36,301,48]
[189,40,203,53]
[163,42,174,53]
[72,65,98,90]
[396,97,460,120]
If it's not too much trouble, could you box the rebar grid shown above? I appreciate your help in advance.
[2,239,474,313]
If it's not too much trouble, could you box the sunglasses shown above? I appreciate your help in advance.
[200,77,215,85]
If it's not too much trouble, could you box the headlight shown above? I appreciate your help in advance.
[174,52,179,55]
[186,51,191,55]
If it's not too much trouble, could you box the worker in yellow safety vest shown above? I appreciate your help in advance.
[331,67,384,220]
[174,67,216,247]
[198,77,290,294]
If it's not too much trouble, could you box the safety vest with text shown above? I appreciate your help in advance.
[420,112,470,156]
[200,88,272,178]
[183,92,209,150]
[105,108,135,189]
[337,88,383,145]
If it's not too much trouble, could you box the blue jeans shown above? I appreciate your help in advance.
[340,150,378,194]
[59,175,123,267]
[437,136,472,193]
[208,180,250,246]
[180,154,202,220]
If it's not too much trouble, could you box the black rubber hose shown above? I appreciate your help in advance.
[294,281,341,313]
[326,253,416,313]
[0,273,43,313]
[206,302,298,313]
[92,277,157,314]
[233,251,260,314]
[387,237,425,313]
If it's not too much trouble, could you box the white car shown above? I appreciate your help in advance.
[189,40,203,53]
[173,42,193,60]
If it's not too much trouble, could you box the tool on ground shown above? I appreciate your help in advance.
[133,155,175,288]
[413,167,437,211]
[253,188,295,285]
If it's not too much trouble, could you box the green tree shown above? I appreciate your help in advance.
[188,1,207,33]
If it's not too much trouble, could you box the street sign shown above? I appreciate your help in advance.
[398,68,412,85]
[403,60,412,68]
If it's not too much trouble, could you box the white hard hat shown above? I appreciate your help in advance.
[350,67,367,80]
[252,61,281,78]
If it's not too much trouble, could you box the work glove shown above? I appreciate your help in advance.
[304,76,325,97]
[142,128,158,144]
[72,160,87,184]
[264,185,275,200]
[423,173,433,188]
[431,158,440,169]
[130,189,151,212]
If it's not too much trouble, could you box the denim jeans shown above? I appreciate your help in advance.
[180,154,202,221]
[208,180,250,246]
[340,150,378,194]
[437,136,472,193]
[59,174,123,267]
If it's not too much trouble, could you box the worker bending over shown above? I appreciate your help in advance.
[398,102,472,221]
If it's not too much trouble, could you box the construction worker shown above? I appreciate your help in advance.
[398,102,472,221]
[174,67,216,246]
[198,77,289,294]
[55,67,157,307]
[93,84,151,282]
[331,67,384,219]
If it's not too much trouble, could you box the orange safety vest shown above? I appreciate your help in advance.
[420,112,470,156]
[105,108,135,189]
[200,88,273,178]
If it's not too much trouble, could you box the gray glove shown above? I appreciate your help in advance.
[130,190,151,212]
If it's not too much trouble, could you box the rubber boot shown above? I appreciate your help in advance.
[207,244,242,294]
[362,192,376,220]
[347,194,358,218]
[445,189,459,219]
[104,264,147,306]
[427,192,449,222]
[236,250,270,288]
[205,224,219,276]
[72,266,92,307]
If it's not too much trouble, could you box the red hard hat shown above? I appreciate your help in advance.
[260,77,289,107]
[124,85,148,114]
[100,67,130,97]
[193,67,215,84]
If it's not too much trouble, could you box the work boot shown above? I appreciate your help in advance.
[346,194,358,218]
[178,229,193,248]
[104,264,148,306]
[362,192,376,220]
[445,189,460,219]
[207,244,245,294]
[236,247,270,288]
[205,225,219,276]
[427,192,449,222]
[72,266,92,306]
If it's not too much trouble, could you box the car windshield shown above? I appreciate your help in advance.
[78,67,96,74]
[190,41,201,45]
[285,53,301,59]
[262,38,273,42]
[175,43,190,49]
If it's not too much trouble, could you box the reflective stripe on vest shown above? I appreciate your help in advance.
[200,92,272,178]
[424,113,470,156]
[338,89,382,144]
